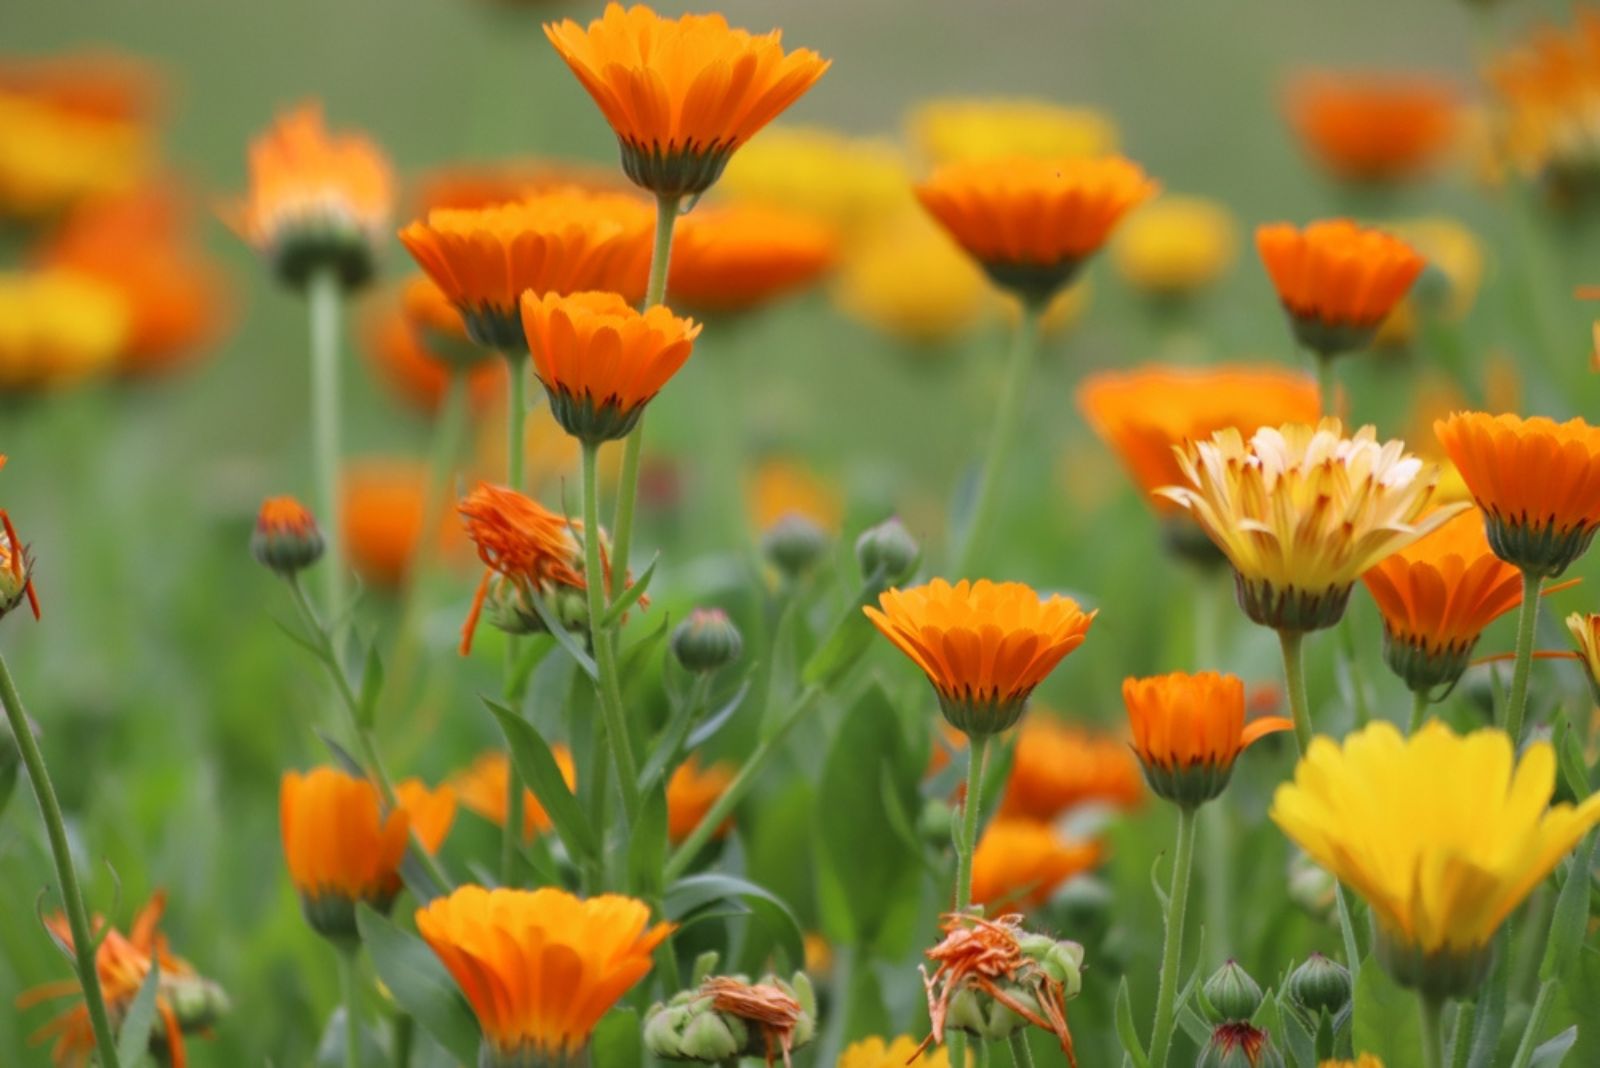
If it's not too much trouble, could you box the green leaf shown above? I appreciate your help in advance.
[1530,1027,1578,1068]
[1178,1006,1211,1047]
[664,873,805,970]
[1115,975,1152,1068]
[1558,717,1592,802]
[522,587,599,681]
[1467,930,1511,1068]
[619,611,672,681]
[1542,830,1597,982]
[684,680,750,751]
[598,553,658,629]
[629,777,669,900]
[357,906,480,1065]
[317,731,366,778]
[800,571,886,689]
[1278,990,1318,1068]
[115,957,160,1065]
[1352,953,1424,1068]
[592,1007,642,1066]
[355,643,383,729]
[485,697,598,862]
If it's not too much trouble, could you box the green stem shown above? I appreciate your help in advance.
[1008,1031,1036,1068]
[955,732,992,910]
[1506,571,1544,742]
[663,684,821,882]
[339,948,361,1068]
[1279,629,1313,752]
[1419,993,1446,1068]
[1149,806,1198,1068]
[955,307,1038,577]
[1410,688,1430,734]
[309,267,346,625]
[584,441,641,825]
[0,654,122,1068]
[1509,979,1557,1068]
[500,353,529,887]
[1449,1000,1475,1068]
[1315,352,1336,418]
[392,1013,414,1068]
[1195,571,1233,966]
[1334,884,1363,984]
[505,352,528,492]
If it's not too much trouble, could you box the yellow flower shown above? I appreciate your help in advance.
[1271,721,1600,996]
[748,458,841,535]
[0,270,127,393]
[1160,419,1459,632]
[834,215,989,346]
[1110,195,1238,298]
[1566,612,1600,700]
[717,126,912,244]
[909,97,1118,165]
[838,1035,953,1068]
[1319,1058,1384,1068]
[1376,218,1485,347]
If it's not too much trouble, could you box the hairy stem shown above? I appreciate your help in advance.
[1149,805,1198,1068]
[955,307,1038,576]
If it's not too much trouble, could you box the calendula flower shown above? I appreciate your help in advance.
[999,716,1143,820]
[1123,672,1292,808]
[1566,613,1600,701]
[0,269,127,392]
[521,290,700,444]
[1362,508,1527,696]
[666,202,838,313]
[417,885,672,1067]
[1199,1022,1283,1068]
[0,457,39,623]
[1271,721,1600,997]
[748,459,841,535]
[916,156,1158,304]
[865,579,1096,735]
[1375,218,1485,348]
[21,892,227,1068]
[229,102,394,291]
[716,126,911,243]
[341,458,462,591]
[363,283,507,416]
[1110,195,1238,300]
[457,482,587,654]
[395,778,457,854]
[834,215,990,346]
[909,97,1118,165]
[452,749,577,841]
[251,495,324,578]
[1256,220,1425,358]
[667,755,736,843]
[1284,71,1459,185]
[839,1035,953,1068]
[1487,9,1600,196]
[412,157,631,212]
[671,608,744,673]
[1160,420,1457,632]
[41,184,228,376]
[279,766,410,941]
[399,188,654,350]
[1434,413,1600,578]
[970,819,1103,910]
[544,3,830,199]
[0,51,155,219]
[1319,1057,1384,1068]
[644,972,817,1066]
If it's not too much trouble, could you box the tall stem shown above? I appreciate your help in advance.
[955,307,1038,577]
[1279,629,1313,752]
[1149,805,1198,1068]
[584,441,641,825]
[1509,979,1557,1068]
[1315,353,1336,418]
[0,655,121,1068]
[500,353,529,886]
[1419,993,1446,1068]
[1506,570,1544,742]
[309,267,346,623]
[955,732,992,910]
[339,948,361,1068]
[1409,689,1429,734]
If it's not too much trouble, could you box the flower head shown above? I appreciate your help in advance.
[1362,507,1527,695]
[457,482,586,654]
[999,716,1144,820]
[544,3,829,198]
[417,885,671,1064]
[399,189,654,350]
[644,972,817,1066]
[1566,612,1600,701]
[1123,672,1291,808]
[716,126,910,243]
[251,495,324,577]
[279,766,410,940]
[1110,195,1238,299]
[1256,220,1424,357]
[909,97,1118,165]
[970,819,1103,910]
[834,215,989,345]
[667,755,736,843]
[395,778,457,854]
[1284,71,1458,185]
[452,749,577,841]
[666,202,837,313]
[230,102,393,291]
[838,1035,953,1068]
[363,280,507,414]
[341,458,461,591]
[1434,412,1600,577]
[864,579,1096,735]
[916,156,1158,304]
[1160,419,1458,632]
[522,290,699,444]
[1487,9,1600,196]
[0,457,39,623]
[0,269,126,393]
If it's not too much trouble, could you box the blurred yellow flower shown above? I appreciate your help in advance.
[909,97,1118,165]
[717,125,912,244]
[0,269,127,392]
[748,458,841,534]
[838,1035,952,1068]
[1111,195,1238,298]
[1037,278,1092,337]
[1272,721,1600,993]
[1318,1057,1384,1068]
[835,216,989,346]
[1376,218,1484,346]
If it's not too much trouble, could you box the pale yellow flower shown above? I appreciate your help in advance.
[1376,218,1485,346]
[834,215,989,346]
[838,1035,953,1068]
[1110,195,1238,297]
[717,125,912,244]
[909,97,1117,165]
[0,270,127,391]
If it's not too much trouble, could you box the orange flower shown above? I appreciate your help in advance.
[341,458,462,591]
[1435,412,1600,578]
[544,3,830,198]
[1122,671,1291,808]
[666,203,838,313]
[363,280,507,416]
[999,716,1143,820]
[915,156,1158,304]
[416,885,671,1059]
[279,766,410,939]
[399,189,653,350]
[667,755,737,843]
[865,579,1097,735]
[1363,507,1528,695]
[970,819,1103,910]
[1256,220,1424,357]
[748,458,842,535]
[395,778,457,854]
[457,481,587,654]
[21,892,220,1068]
[1284,71,1458,185]
[41,184,227,376]
[452,748,578,841]
[412,157,632,212]
[1487,9,1600,190]
[0,456,39,622]
[230,102,394,290]
[521,290,700,444]
[251,495,325,577]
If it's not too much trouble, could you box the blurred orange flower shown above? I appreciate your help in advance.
[452,748,577,841]
[1000,716,1143,820]
[666,756,737,843]
[1284,71,1458,185]
[279,766,409,938]
[1487,9,1600,188]
[394,778,457,855]
[363,280,507,416]
[412,157,630,212]
[970,819,1102,910]
[340,457,461,591]
[748,459,842,535]
[1256,220,1424,356]
[667,203,838,313]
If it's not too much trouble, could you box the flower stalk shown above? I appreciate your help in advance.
[583,440,642,825]
[501,351,529,886]
[1148,805,1197,1068]
[309,265,347,624]
[1419,992,1446,1068]
[1279,629,1313,752]
[956,305,1038,576]
[955,731,992,910]
[340,946,362,1068]
[1506,570,1544,741]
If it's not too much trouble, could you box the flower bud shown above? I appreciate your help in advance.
[1287,849,1338,922]
[1203,960,1263,1024]
[919,798,954,844]
[761,515,830,578]
[169,975,231,1032]
[1287,952,1352,1017]
[672,609,744,673]
[1198,1022,1286,1068]
[855,516,919,583]
[643,973,814,1063]
[1017,933,1085,1000]
[251,496,324,577]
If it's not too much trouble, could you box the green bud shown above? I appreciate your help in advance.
[761,514,830,578]
[855,516,919,584]
[483,579,544,637]
[643,973,814,1063]
[168,976,231,1032]
[251,498,324,577]
[1197,1023,1285,1068]
[682,1008,742,1060]
[1017,933,1085,1000]
[1203,960,1263,1024]
[671,609,744,673]
[919,798,953,845]
[1287,952,1352,1017]
[1286,849,1337,922]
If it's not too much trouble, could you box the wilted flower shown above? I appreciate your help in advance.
[456,482,586,654]
[645,972,816,1066]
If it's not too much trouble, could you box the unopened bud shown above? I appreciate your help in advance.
[762,514,829,578]
[1287,952,1351,1017]
[644,973,814,1064]
[855,516,919,583]
[1018,933,1085,1000]
[251,497,324,577]
[1198,1022,1286,1068]
[672,609,744,673]
[1287,849,1338,922]
[1203,960,1263,1024]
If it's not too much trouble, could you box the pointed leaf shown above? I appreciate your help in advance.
[629,778,669,900]
[485,697,598,862]
[599,554,658,629]
[684,680,751,751]
[115,957,160,1065]
[1530,1027,1578,1068]
[1352,954,1424,1068]
[356,643,383,729]
[522,588,599,680]
[357,906,480,1065]
[1115,976,1152,1068]
[1542,830,1598,982]
[664,873,805,970]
